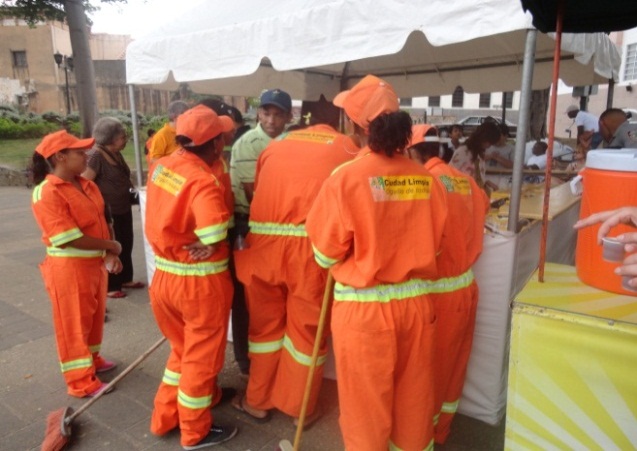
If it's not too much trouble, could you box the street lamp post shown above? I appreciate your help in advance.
[53,52,74,115]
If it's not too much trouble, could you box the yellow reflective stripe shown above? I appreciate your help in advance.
[249,221,308,237]
[282,335,327,367]
[334,269,475,303]
[162,368,181,386]
[312,244,339,269]
[389,439,434,451]
[249,337,284,354]
[60,357,93,373]
[194,221,229,244]
[89,344,101,353]
[177,388,212,410]
[32,180,48,203]
[334,278,430,303]
[428,269,474,294]
[46,247,105,258]
[155,256,228,277]
[433,412,440,425]
[441,399,459,414]
[49,228,83,247]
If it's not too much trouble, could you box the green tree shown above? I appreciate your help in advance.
[1,0,126,137]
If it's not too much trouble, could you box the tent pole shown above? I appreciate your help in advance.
[501,92,507,123]
[129,84,143,188]
[538,0,565,282]
[508,29,537,233]
[607,78,615,109]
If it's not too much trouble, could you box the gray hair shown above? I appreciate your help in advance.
[92,117,126,146]
[168,100,189,121]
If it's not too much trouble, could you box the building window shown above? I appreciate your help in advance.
[503,91,513,108]
[399,97,412,107]
[452,86,464,108]
[624,43,637,81]
[428,96,440,107]
[12,50,27,68]
[479,93,491,108]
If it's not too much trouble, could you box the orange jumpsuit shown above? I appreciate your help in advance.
[32,174,110,397]
[145,149,233,447]
[423,157,488,443]
[234,124,357,417]
[210,157,234,227]
[306,149,448,451]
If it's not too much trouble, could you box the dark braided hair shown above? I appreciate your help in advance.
[368,111,412,157]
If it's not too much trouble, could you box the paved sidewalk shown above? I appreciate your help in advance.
[0,186,504,450]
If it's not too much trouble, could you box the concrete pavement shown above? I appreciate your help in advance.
[0,186,504,450]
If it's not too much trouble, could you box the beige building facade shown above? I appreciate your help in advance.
[0,17,172,115]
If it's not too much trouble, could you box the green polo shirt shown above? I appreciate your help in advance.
[229,124,272,215]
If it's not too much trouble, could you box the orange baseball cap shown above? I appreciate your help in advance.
[333,74,399,130]
[35,130,95,159]
[409,124,439,147]
[176,104,234,147]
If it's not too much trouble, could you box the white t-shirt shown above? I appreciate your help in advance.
[526,154,547,169]
[575,111,599,132]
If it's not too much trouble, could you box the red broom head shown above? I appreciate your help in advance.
[41,407,71,451]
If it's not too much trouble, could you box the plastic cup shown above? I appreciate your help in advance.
[602,237,625,262]
[622,276,637,293]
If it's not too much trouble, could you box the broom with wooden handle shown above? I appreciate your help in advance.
[278,271,335,451]
[41,337,166,451]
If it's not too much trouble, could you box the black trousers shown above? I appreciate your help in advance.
[228,214,250,373]
[108,210,134,292]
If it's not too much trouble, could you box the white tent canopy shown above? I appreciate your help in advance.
[124,0,621,233]
[125,0,620,99]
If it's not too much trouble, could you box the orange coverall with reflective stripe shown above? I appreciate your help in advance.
[306,149,448,451]
[234,124,357,417]
[424,157,488,444]
[32,174,110,397]
[210,157,234,220]
[145,150,233,447]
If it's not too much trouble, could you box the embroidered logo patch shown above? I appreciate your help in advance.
[151,165,186,196]
[369,175,431,201]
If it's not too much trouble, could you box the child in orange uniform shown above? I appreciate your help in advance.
[30,130,122,398]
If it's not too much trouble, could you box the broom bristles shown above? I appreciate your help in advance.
[41,407,70,451]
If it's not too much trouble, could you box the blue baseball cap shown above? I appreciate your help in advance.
[259,89,292,113]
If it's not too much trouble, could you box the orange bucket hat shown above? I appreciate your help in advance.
[176,104,234,147]
[35,130,95,159]
[409,124,439,147]
[333,74,399,130]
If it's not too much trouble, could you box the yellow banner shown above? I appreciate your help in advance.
[506,264,637,450]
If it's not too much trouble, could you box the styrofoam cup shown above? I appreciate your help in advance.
[602,237,625,262]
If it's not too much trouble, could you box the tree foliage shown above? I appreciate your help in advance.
[0,0,124,26]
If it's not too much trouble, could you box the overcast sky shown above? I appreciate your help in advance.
[88,0,200,37]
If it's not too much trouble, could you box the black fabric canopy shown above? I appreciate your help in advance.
[521,0,637,33]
